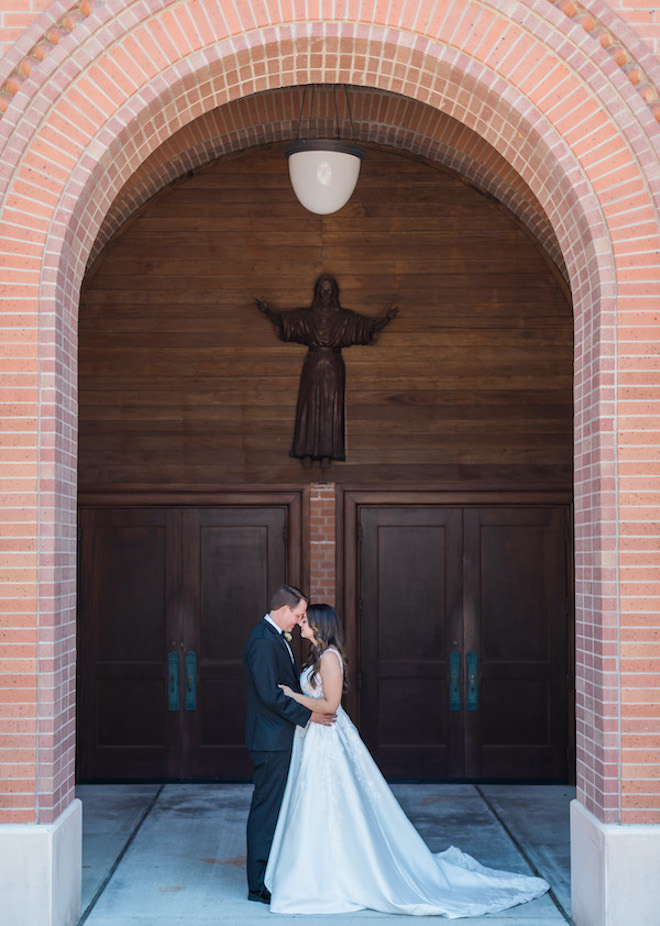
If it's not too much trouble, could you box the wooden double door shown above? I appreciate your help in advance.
[78,500,572,783]
[358,505,572,781]
[77,503,294,781]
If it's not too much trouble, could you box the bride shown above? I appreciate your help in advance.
[264,603,550,917]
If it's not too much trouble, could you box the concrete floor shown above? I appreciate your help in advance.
[76,783,574,925]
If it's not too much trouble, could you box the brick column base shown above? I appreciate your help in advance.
[571,800,660,926]
[0,799,81,926]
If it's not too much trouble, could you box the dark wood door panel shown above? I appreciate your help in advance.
[357,503,571,782]
[185,507,288,778]
[77,502,295,781]
[463,507,569,780]
[77,507,181,780]
[359,506,463,778]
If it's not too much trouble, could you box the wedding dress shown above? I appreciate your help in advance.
[264,649,550,917]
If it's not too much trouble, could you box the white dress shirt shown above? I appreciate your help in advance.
[264,613,295,663]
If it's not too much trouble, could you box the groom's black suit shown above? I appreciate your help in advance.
[244,617,311,896]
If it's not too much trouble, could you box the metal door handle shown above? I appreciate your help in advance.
[168,651,179,711]
[185,651,197,711]
[466,651,478,711]
[449,650,461,710]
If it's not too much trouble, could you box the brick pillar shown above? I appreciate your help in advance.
[0,289,82,923]
[308,483,336,605]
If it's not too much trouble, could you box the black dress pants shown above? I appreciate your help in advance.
[246,748,292,893]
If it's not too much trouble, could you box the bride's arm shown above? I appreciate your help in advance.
[279,651,343,715]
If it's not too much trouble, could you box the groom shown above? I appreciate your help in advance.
[243,585,333,904]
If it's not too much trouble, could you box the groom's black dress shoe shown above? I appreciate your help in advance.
[248,889,271,905]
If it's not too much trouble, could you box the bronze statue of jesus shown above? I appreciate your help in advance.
[256,275,398,467]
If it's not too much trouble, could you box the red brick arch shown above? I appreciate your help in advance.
[1,0,659,839]
[88,87,569,277]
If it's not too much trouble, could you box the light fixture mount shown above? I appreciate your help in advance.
[285,139,366,159]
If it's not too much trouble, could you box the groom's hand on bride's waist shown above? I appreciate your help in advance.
[310,711,336,725]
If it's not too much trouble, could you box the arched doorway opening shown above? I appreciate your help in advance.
[75,121,574,784]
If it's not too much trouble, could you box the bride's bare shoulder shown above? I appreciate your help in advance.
[321,647,343,669]
[322,646,341,658]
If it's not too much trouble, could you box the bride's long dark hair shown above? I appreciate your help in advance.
[303,603,348,691]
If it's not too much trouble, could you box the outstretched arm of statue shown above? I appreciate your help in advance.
[372,304,399,332]
[255,297,282,327]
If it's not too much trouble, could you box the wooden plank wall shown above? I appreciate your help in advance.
[79,143,573,491]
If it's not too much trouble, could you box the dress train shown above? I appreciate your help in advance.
[265,651,549,917]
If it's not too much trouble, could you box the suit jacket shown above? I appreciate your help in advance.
[244,617,312,751]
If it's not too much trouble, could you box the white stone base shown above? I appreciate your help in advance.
[571,799,660,926]
[0,799,82,926]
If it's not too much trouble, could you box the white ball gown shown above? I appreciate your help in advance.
[264,649,550,917]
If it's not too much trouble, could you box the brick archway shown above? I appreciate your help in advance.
[1,1,659,923]
[88,86,569,277]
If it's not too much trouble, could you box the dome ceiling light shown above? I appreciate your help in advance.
[285,86,366,215]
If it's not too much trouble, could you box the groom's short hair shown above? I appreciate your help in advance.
[270,585,308,612]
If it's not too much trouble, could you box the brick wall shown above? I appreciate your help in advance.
[0,1,652,67]
[309,484,336,606]
[0,0,659,828]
